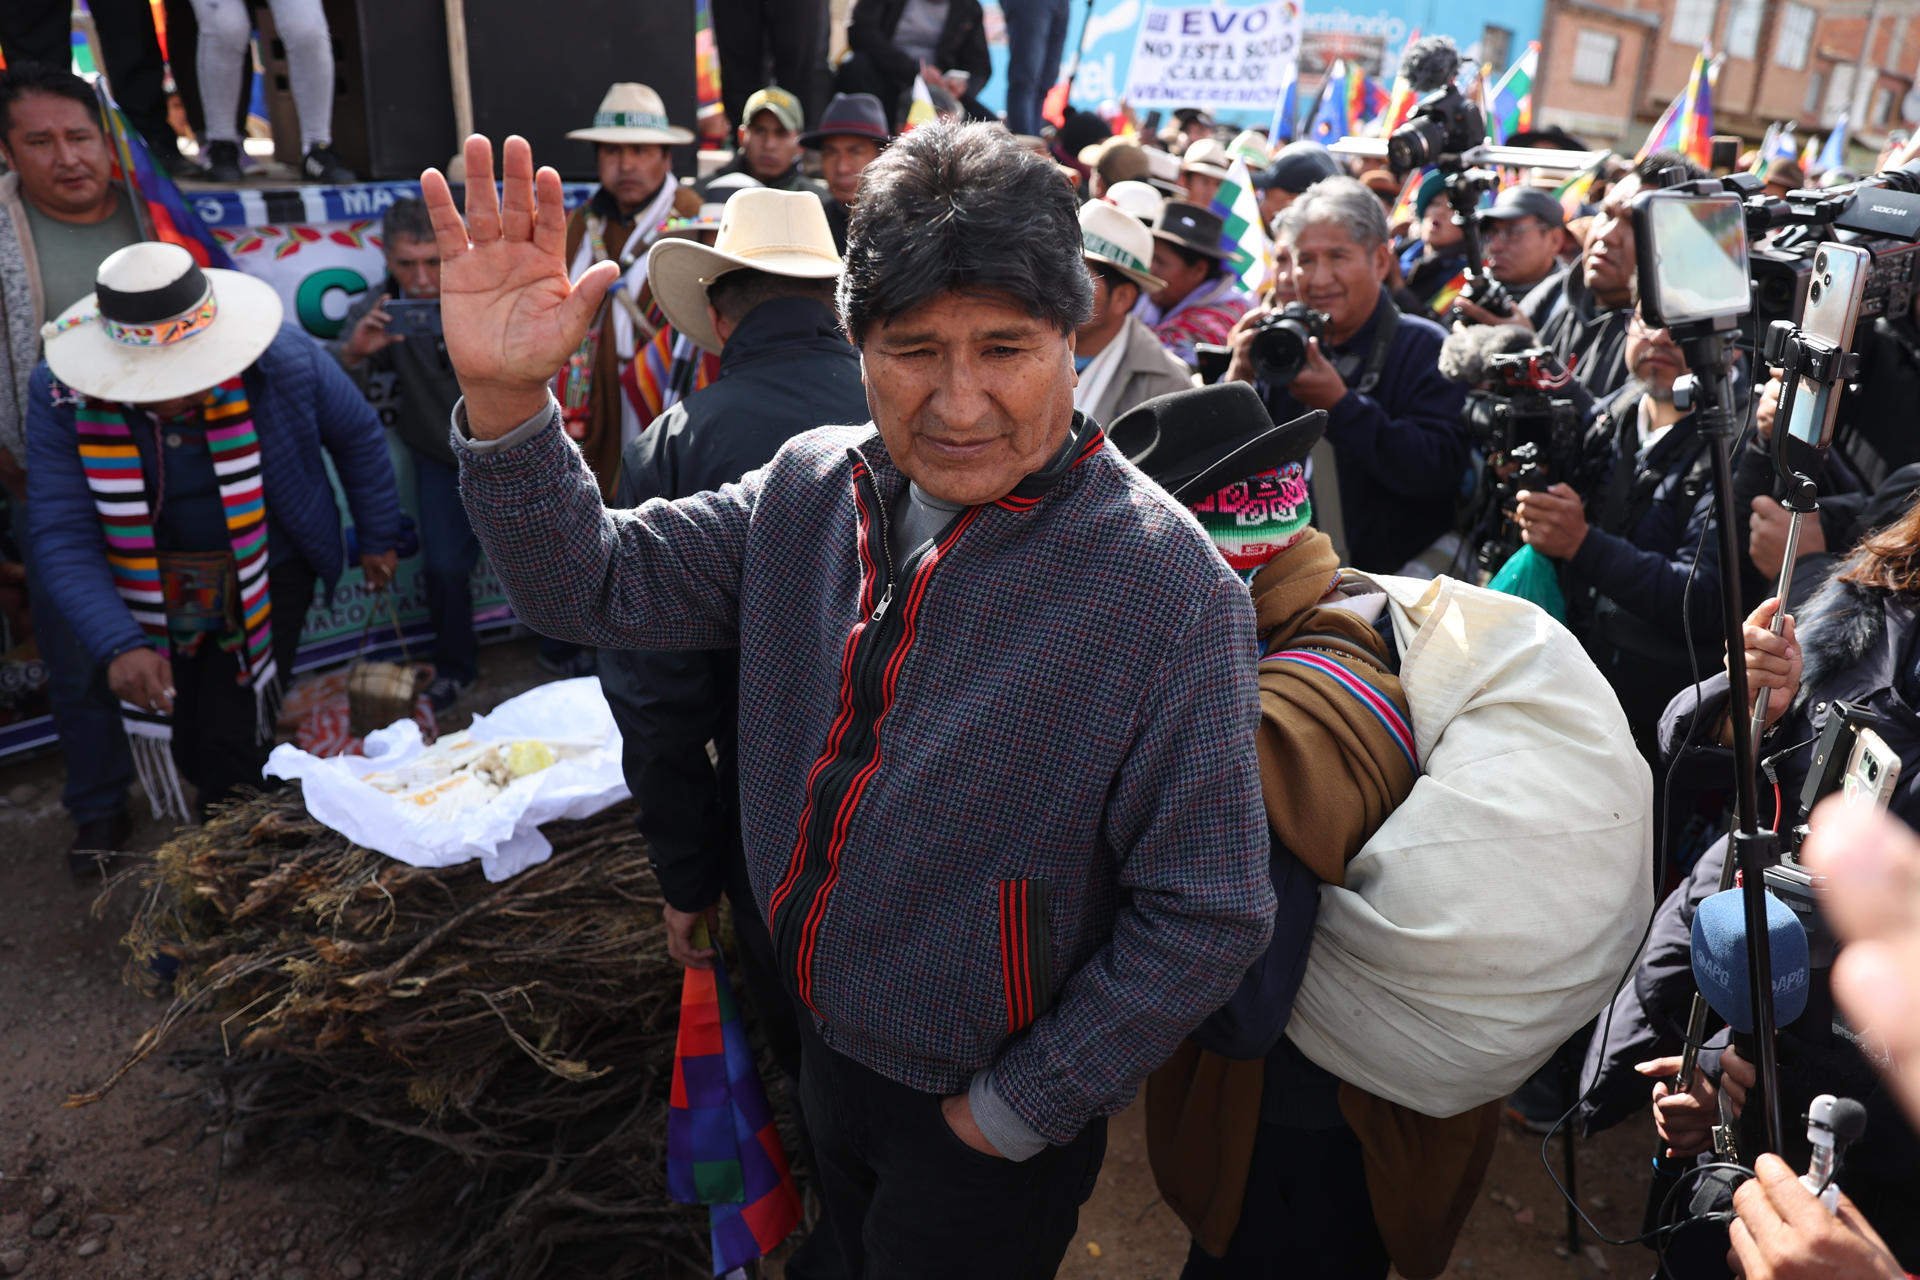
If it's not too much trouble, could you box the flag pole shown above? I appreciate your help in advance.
[92,79,155,241]
[444,0,473,179]
[1062,0,1099,98]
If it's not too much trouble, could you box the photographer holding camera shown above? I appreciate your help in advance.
[1512,304,1722,749]
[1224,177,1468,574]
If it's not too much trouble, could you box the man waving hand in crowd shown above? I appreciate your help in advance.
[420,127,1275,1277]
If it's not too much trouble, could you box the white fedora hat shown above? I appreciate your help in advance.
[1080,200,1167,294]
[1104,179,1165,224]
[646,188,842,355]
[567,82,695,146]
[41,241,284,403]
[1181,137,1234,179]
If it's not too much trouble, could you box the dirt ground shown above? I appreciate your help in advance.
[0,638,1670,1280]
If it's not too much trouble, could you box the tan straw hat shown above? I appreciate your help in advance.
[41,241,283,403]
[567,83,694,145]
[1080,200,1167,294]
[1181,138,1234,179]
[646,187,842,355]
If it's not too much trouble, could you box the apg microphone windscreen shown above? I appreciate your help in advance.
[1437,322,1534,384]
[1691,888,1812,1033]
[1399,36,1462,96]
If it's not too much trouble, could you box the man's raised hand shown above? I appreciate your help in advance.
[420,135,621,438]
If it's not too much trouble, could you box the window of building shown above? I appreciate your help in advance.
[1874,86,1894,125]
[1572,29,1620,85]
[1825,63,1858,121]
[1482,25,1513,79]
[1775,3,1814,69]
[1805,70,1826,114]
[1725,0,1764,58]
[1672,0,1718,47]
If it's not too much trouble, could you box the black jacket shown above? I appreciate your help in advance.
[1564,385,1721,743]
[598,297,868,914]
[1578,571,1920,1266]
[846,0,991,90]
[1538,268,1632,401]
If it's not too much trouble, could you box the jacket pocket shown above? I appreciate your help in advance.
[996,878,1054,1033]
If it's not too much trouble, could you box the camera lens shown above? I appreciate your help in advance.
[1810,281,1823,304]
[1816,251,1827,272]
[1869,760,1880,780]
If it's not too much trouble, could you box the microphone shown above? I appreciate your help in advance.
[1690,887,1812,1033]
[1801,1094,1869,1212]
[1437,322,1534,384]
[1399,36,1462,96]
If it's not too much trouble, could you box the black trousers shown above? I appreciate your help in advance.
[831,52,991,132]
[170,555,314,816]
[0,0,176,156]
[1179,1121,1390,1280]
[710,0,829,131]
[795,1014,1106,1279]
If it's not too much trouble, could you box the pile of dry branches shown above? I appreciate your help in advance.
[74,786,727,1279]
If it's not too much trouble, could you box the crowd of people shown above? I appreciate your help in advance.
[8,4,1920,1277]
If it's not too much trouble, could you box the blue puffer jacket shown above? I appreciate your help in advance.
[25,324,402,664]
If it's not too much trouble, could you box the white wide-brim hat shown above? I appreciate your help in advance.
[646,188,842,355]
[1081,199,1167,294]
[41,241,284,403]
[568,82,695,146]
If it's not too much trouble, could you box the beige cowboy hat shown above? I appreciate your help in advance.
[1180,137,1234,179]
[568,82,695,146]
[1080,200,1166,294]
[646,187,841,355]
[41,241,283,403]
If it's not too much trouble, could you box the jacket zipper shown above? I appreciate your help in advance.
[768,454,974,1012]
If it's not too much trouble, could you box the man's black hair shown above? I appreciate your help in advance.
[0,63,98,143]
[839,122,1092,344]
[1160,240,1225,281]
[1632,150,1708,188]
[1089,260,1139,303]
[381,197,434,246]
[707,267,839,327]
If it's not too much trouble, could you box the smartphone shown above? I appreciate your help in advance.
[383,298,443,342]
[1841,727,1902,808]
[1781,243,1869,453]
[1633,191,1752,329]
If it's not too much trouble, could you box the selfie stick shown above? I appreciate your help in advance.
[1639,176,1789,1159]
[1747,319,1854,743]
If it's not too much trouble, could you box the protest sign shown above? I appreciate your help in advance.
[1120,0,1303,112]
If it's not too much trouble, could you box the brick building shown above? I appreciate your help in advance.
[1532,0,1920,157]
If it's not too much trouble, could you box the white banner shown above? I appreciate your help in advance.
[1122,0,1302,111]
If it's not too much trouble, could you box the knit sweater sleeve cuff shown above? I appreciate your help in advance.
[968,1069,1050,1163]
[449,395,559,457]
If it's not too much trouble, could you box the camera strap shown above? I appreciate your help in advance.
[1351,297,1401,396]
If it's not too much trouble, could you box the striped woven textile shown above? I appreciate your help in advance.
[73,376,278,821]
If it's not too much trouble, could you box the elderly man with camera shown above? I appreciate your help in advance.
[1224,176,1468,575]
[422,124,1277,1276]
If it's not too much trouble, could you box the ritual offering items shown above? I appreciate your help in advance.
[78,789,794,1278]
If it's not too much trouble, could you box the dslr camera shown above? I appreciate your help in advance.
[1463,348,1583,572]
[1247,302,1328,384]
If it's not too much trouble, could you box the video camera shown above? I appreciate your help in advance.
[1439,324,1584,570]
[1386,37,1488,176]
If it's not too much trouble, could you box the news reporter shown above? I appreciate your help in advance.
[1226,177,1468,574]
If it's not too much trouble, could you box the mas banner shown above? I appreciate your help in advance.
[1122,0,1301,112]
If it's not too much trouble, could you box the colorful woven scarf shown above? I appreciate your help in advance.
[74,375,276,821]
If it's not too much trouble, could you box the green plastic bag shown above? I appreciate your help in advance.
[1486,543,1567,623]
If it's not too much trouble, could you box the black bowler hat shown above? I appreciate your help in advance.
[1108,383,1326,504]
[1507,125,1587,151]
[1150,200,1233,260]
[800,93,890,148]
